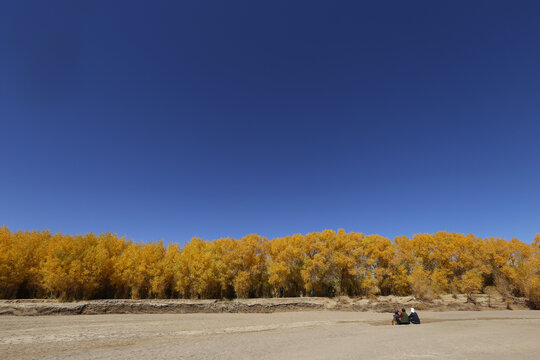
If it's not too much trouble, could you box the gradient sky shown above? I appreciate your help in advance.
[1,1,539,245]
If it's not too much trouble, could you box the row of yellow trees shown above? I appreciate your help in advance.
[1,226,539,304]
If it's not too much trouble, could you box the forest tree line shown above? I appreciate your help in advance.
[1,226,539,305]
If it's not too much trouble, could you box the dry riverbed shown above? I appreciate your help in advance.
[1,310,539,359]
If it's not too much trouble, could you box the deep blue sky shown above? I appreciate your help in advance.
[1,1,539,244]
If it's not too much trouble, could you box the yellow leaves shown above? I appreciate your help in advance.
[0,226,539,304]
[175,238,221,297]
[0,227,49,298]
[389,264,410,296]
[431,268,450,295]
[360,276,378,297]
[409,266,431,299]
[38,232,127,300]
[460,269,484,295]
[233,271,251,298]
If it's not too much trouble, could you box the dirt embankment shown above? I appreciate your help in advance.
[0,294,530,316]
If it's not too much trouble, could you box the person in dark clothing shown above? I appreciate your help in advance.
[409,307,421,324]
[392,310,400,325]
[398,308,410,324]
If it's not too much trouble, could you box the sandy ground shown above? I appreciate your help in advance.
[1,311,539,360]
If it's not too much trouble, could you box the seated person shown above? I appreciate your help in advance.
[398,308,410,325]
[409,307,421,324]
[392,310,399,325]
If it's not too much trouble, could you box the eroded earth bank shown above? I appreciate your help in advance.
[0,294,532,316]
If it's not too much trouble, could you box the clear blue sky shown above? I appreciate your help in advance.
[1,1,539,244]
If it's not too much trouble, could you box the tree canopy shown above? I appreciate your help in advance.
[1,226,538,305]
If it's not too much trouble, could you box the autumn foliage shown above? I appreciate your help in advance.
[1,226,539,306]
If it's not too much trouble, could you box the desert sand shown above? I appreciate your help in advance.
[1,310,539,359]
